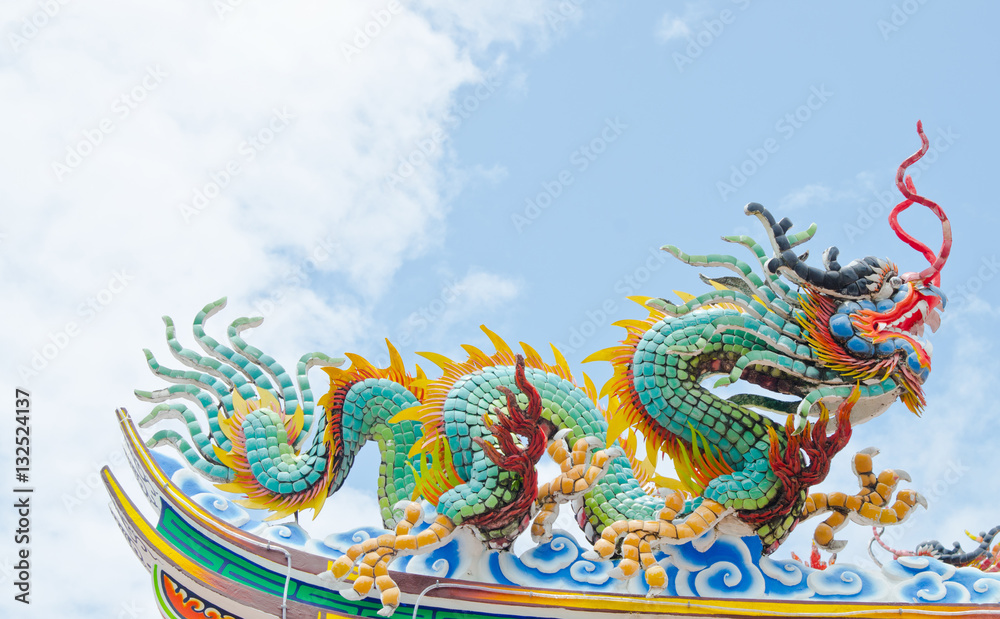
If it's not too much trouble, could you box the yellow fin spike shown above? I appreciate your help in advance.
[286,405,304,444]
[234,497,265,510]
[306,486,329,516]
[599,376,626,399]
[408,435,432,459]
[549,344,571,377]
[687,425,719,487]
[612,319,652,332]
[389,405,429,424]
[623,428,638,456]
[645,432,661,465]
[215,482,248,495]
[461,344,490,365]
[606,410,629,449]
[258,387,281,415]
[673,447,699,495]
[627,295,654,308]
[218,409,238,443]
[415,351,455,372]
[582,372,598,403]
[709,281,730,291]
[582,346,619,364]
[231,389,249,418]
[481,325,513,357]
[635,453,687,495]
[344,352,376,375]
[309,474,333,520]
[519,342,544,367]
[634,455,654,486]
[322,366,351,382]
[674,290,697,303]
[415,364,427,381]
[212,444,237,470]
[385,339,405,379]
[408,456,430,502]
[262,506,291,522]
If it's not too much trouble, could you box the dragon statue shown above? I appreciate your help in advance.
[136,122,953,615]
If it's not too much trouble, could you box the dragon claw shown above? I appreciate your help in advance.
[603,445,624,460]
[823,539,848,554]
[337,584,365,601]
[553,427,572,442]
[319,502,449,616]
[533,435,622,543]
[581,549,602,561]
[805,449,925,551]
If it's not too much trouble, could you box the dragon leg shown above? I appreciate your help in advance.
[324,502,456,617]
[803,447,926,552]
[586,492,731,593]
[531,433,622,543]
[591,496,756,595]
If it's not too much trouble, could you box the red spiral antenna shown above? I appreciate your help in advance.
[889,120,952,286]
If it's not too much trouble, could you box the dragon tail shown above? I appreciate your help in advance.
[135,298,342,519]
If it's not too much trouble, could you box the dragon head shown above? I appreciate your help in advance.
[750,121,951,419]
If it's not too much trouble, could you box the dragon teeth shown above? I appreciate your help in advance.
[926,308,942,333]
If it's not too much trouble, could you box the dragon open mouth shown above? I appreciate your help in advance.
[852,282,946,374]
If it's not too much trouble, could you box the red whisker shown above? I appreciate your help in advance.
[889,121,951,286]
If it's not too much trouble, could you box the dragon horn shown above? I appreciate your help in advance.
[890,120,952,287]
[746,202,853,292]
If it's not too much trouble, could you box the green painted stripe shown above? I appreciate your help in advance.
[158,506,293,597]
[155,504,556,619]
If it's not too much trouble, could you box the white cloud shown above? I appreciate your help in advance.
[657,15,694,43]
[415,0,582,51]
[448,269,522,317]
[655,3,711,43]
[0,1,568,616]
[393,268,522,351]
[777,183,834,211]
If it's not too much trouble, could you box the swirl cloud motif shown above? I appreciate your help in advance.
[805,564,887,601]
[190,492,250,527]
[887,556,1000,604]
[496,531,617,592]
[666,534,766,598]
[152,450,1000,605]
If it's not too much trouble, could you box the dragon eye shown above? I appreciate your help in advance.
[889,276,903,288]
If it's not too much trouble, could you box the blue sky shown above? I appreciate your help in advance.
[2,1,999,616]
